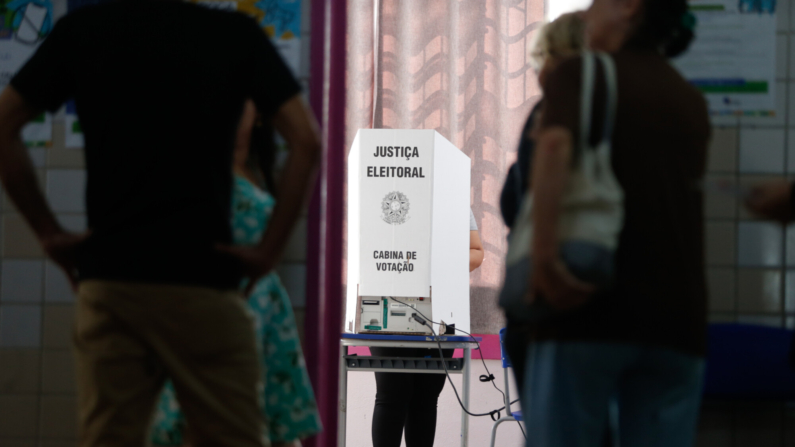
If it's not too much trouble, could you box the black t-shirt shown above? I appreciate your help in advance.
[11,0,301,289]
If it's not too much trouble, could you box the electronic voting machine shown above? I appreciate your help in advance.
[345,129,472,335]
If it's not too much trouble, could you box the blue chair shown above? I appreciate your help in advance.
[704,323,795,399]
[490,328,523,447]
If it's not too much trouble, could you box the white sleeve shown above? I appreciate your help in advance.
[470,208,478,231]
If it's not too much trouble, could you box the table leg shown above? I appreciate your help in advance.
[461,347,471,447]
[338,343,347,447]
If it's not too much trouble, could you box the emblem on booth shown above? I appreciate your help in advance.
[381,191,410,224]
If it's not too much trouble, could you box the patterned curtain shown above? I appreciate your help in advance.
[345,0,545,333]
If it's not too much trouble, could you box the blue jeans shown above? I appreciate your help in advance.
[522,342,705,447]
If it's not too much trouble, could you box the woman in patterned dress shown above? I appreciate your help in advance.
[149,99,322,447]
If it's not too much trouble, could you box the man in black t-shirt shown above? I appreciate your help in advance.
[0,1,319,445]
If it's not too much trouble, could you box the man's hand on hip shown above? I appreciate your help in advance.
[215,244,275,296]
[42,230,91,291]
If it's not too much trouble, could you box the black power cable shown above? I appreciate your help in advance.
[408,311,512,418]
[428,317,527,439]
[387,296,524,434]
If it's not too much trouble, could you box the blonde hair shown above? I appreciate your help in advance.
[529,12,586,72]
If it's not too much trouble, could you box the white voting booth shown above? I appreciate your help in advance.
[345,129,471,335]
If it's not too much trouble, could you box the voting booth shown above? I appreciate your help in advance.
[345,129,471,335]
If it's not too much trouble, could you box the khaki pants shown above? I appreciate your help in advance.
[74,280,266,447]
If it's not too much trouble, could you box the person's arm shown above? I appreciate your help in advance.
[0,87,87,287]
[746,180,795,223]
[526,56,595,309]
[529,126,594,309]
[469,230,484,271]
[217,95,320,291]
[530,128,569,262]
[258,95,320,263]
[217,19,320,292]
[0,87,59,237]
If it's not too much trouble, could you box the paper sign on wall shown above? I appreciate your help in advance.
[357,130,434,298]
[674,0,777,116]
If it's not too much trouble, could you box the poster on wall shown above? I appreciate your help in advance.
[0,0,54,146]
[356,130,434,298]
[673,0,777,116]
[193,0,302,75]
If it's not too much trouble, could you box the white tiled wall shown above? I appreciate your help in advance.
[704,2,795,327]
[0,305,41,348]
[56,214,87,233]
[697,3,795,445]
[739,129,786,173]
[27,148,46,168]
[45,170,86,213]
[0,261,43,304]
[737,222,784,267]
[44,261,74,303]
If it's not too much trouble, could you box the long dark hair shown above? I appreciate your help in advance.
[631,0,694,58]
[247,114,278,194]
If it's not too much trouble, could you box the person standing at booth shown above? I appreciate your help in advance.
[0,1,320,446]
[370,210,483,447]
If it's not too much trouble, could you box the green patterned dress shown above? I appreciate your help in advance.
[149,175,322,445]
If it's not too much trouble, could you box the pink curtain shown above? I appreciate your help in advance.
[345,0,545,333]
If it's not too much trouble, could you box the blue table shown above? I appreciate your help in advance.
[339,333,482,447]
